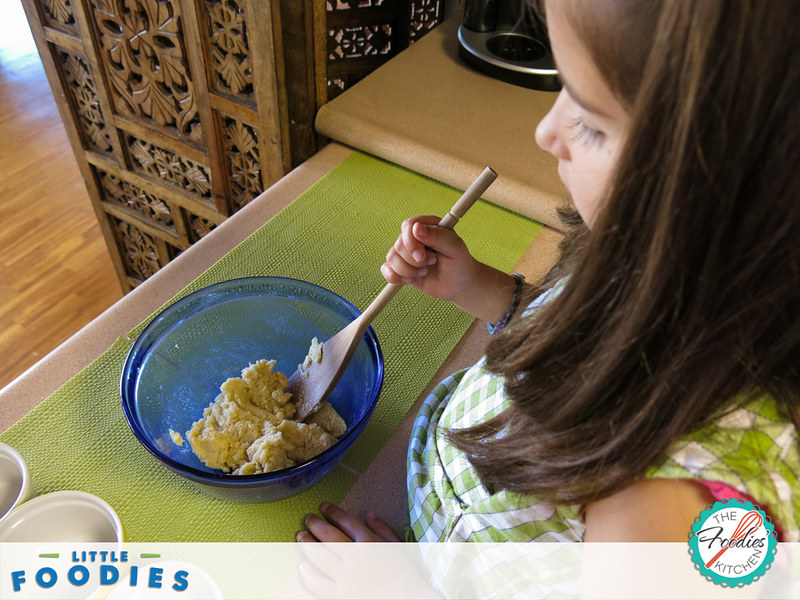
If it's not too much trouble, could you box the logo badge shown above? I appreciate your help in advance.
[689,499,777,587]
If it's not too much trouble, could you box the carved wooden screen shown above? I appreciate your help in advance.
[21,0,447,291]
[326,0,447,100]
[22,0,295,291]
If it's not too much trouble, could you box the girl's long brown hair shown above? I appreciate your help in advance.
[449,0,800,504]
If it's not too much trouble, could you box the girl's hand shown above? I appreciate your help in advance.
[296,502,401,542]
[295,504,438,599]
[382,215,523,325]
[381,215,479,304]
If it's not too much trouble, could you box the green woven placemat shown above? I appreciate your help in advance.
[0,339,357,542]
[0,152,541,541]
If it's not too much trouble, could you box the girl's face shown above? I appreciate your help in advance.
[535,0,631,228]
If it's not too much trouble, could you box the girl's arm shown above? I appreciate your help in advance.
[382,216,520,325]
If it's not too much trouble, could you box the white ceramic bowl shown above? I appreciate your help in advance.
[0,442,31,519]
[0,490,124,542]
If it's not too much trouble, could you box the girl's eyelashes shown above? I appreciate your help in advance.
[568,116,605,146]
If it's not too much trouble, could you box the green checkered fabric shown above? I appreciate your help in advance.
[407,282,585,543]
[647,395,800,540]
[407,360,585,543]
[406,289,800,544]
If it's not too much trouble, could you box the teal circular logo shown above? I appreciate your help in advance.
[689,499,777,587]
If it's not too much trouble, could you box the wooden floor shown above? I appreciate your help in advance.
[0,1,122,390]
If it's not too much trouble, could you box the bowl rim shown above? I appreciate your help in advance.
[0,490,124,542]
[120,275,384,483]
[0,442,31,516]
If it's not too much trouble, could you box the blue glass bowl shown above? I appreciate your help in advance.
[120,277,384,503]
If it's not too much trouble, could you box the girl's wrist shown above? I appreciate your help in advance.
[448,264,524,324]
[487,273,526,335]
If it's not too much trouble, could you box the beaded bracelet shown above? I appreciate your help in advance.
[487,273,526,335]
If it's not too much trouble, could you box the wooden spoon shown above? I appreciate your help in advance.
[291,166,498,421]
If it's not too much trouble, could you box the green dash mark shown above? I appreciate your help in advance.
[39,554,59,558]
[140,553,161,558]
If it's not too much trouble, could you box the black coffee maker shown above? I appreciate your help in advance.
[458,0,559,91]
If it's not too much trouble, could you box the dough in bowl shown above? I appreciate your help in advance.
[184,343,346,474]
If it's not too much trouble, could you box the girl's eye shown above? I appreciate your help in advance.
[568,117,604,146]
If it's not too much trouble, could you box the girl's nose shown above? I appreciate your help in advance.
[535,90,570,161]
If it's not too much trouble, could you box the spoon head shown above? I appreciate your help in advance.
[289,364,339,421]
[290,321,364,421]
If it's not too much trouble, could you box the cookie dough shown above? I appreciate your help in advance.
[302,336,323,370]
[184,347,346,475]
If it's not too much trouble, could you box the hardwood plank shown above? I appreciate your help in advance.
[0,2,122,391]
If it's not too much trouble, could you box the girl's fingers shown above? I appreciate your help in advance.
[381,262,418,286]
[297,561,336,597]
[412,221,468,259]
[384,247,428,281]
[392,237,423,271]
[400,216,439,265]
[382,215,458,284]
[366,511,402,541]
[297,504,400,543]
[319,503,387,542]
[302,512,354,542]
[296,530,314,542]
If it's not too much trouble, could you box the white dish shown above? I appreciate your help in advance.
[0,490,124,542]
[0,442,31,519]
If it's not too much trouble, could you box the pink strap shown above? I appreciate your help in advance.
[700,480,755,503]
[699,480,783,541]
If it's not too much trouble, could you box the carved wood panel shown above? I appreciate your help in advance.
[205,0,254,101]
[99,170,178,234]
[325,0,446,99]
[90,0,202,141]
[126,136,212,202]
[57,50,113,155]
[187,213,217,243]
[113,218,168,282]
[409,0,443,43]
[222,116,262,209]
[328,24,393,61]
[40,0,77,33]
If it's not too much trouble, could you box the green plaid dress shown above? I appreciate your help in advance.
[406,303,800,544]
[407,360,586,543]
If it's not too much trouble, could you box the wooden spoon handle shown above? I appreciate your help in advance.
[356,166,498,331]
[438,167,498,229]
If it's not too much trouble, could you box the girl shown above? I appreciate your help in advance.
[297,0,800,544]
